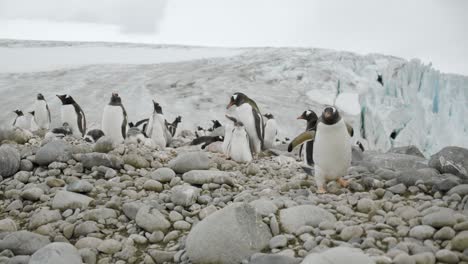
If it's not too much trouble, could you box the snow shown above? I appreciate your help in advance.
[0,39,467,155]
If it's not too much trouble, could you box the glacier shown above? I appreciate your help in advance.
[0,39,466,155]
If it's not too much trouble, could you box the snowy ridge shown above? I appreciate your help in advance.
[0,40,466,155]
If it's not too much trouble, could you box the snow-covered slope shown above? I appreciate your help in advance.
[0,39,466,155]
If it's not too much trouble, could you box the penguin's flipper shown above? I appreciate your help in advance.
[46,103,51,123]
[287,130,316,152]
[135,118,149,128]
[252,108,264,146]
[121,106,128,139]
[346,122,354,137]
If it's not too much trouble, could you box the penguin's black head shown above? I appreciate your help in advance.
[109,92,122,105]
[37,93,45,100]
[321,106,341,125]
[297,110,318,122]
[152,100,163,114]
[227,92,248,109]
[56,94,75,105]
[212,120,222,129]
[174,116,182,124]
[13,110,23,116]
[264,113,274,119]
[29,111,35,116]
[128,122,135,128]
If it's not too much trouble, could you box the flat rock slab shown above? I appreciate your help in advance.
[430,146,468,180]
[302,247,374,264]
[279,205,336,234]
[52,191,94,210]
[364,153,428,171]
[30,242,81,264]
[182,170,235,186]
[35,139,72,166]
[80,152,123,169]
[0,231,50,255]
[169,152,210,174]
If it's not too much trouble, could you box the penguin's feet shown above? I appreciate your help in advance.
[337,178,349,188]
[317,186,327,194]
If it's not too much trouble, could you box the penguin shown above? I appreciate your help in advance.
[12,110,29,130]
[297,110,319,166]
[126,125,153,147]
[28,111,39,132]
[84,129,105,143]
[101,92,127,143]
[190,135,224,149]
[166,116,182,137]
[288,106,353,193]
[225,115,252,163]
[226,92,263,154]
[33,93,51,130]
[56,94,86,137]
[211,120,222,130]
[129,118,149,136]
[195,126,208,138]
[222,122,234,155]
[263,113,278,149]
[210,120,225,137]
[45,122,73,139]
[146,100,171,148]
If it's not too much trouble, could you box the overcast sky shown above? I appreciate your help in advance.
[0,0,467,75]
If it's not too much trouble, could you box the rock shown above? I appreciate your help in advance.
[75,221,100,236]
[83,208,117,222]
[93,136,115,153]
[75,237,103,249]
[80,153,123,169]
[409,225,435,240]
[7,255,30,264]
[0,218,17,232]
[35,139,72,166]
[279,205,336,233]
[169,152,210,173]
[249,254,300,264]
[171,185,201,207]
[143,180,163,192]
[395,206,420,221]
[186,203,272,264]
[448,184,468,196]
[199,205,217,220]
[135,206,171,232]
[269,235,287,249]
[148,249,176,264]
[301,247,373,264]
[122,201,143,220]
[249,199,278,216]
[52,191,94,210]
[394,253,415,264]
[434,227,456,240]
[20,187,44,201]
[396,168,439,186]
[97,239,122,254]
[421,208,457,228]
[148,168,176,183]
[429,146,468,180]
[388,145,425,158]
[0,231,50,255]
[67,180,93,193]
[340,226,364,241]
[411,252,435,264]
[29,209,62,229]
[79,248,97,264]
[356,198,375,213]
[29,242,81,264]
[388,183,407,194]
[452,230,468,251]
[0,145,20,177]
[182,170,235,186]
[364,153,428,171]
[435,249,459,264]
[20,159,34,171]
[123,154,149,168]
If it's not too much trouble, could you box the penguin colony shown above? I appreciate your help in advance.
[11,92,359,194]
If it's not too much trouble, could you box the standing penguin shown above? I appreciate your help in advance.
[12,110,29,129]
[101,92,128,143]
[288,106,353,193]
[263,113,278,149]
[28,111,39,131]
[146,100,171,148]
[225,115,252,163]
[226,92,263,154]
[56,94,86,137]
[33,93,51,130]
[297,110,319,166]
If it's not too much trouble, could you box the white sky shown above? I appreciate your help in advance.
[0,0,467,75]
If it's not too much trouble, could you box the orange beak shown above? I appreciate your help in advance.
[226,101,235,109]
[297,114,304,120]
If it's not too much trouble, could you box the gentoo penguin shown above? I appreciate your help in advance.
[33,93,51,130]
[211,120,222,130]
[191,136,224,149]
[12,110,29,130]
[263,113,278,149]
[166,116,182,137]
[288,106,353,193]
[210,120,225,137]
[56,94,86,137]
[84,129,105,143]
[126,125,153,147]
[45,122,73,139]
[225,115,252,163]
[101,92,127,143]
[226,92,263,154]
[297,110,319,166]
[28,111,39,131]
[146,100,171,148]
[129,118,149,136]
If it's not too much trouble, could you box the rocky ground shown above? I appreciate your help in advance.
[0,129,468,264]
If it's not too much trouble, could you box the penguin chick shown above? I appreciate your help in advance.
[56,94,86,137]
[84,129,105,143]
[190,136,224,149]
[45,122,73,139]
[225,114,252,163]
[263,113,278,149]
[12,110,29,130]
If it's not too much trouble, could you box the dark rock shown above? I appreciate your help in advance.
[429,146,468,180]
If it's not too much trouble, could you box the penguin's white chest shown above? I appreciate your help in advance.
[61,105,79,135]
[14,116,29,129]
[34,100,50,129]
[102,105,125,143]
[147,113,167,148]
[235,104,262,153]
[263,119,277,149]
[313,120,351,180]
[229,127,252,163]
[222,123,233,155]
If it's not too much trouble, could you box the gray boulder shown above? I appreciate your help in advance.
[364,153,428,171]
[0,145,20,177]
[35,139,72,166]
[448,184,468,196]
[29,242,81,264]
[123,154,149,168]
[186,203,272,264]
[123,201,144,220]
[52,191,94,210]
[0,218,17,232]
[301,247,374,264]
[94,136,114,153]
[422,208,457,228]
[29,209,62,229]
[171,185,201,207]
[452,231,468,251]
[80,153,123,169]
[148,167,176,183]
[0,231,50,255]
[429,146,468,180]
[169,152,210,173]
[182,170,235,186]
[388,145,425,158]
[135,206,171,232]
[279,205,336,233]
[249,254,300,264]
[249,199,279,216]
[396,168,440,186]
[67,180,93,193]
